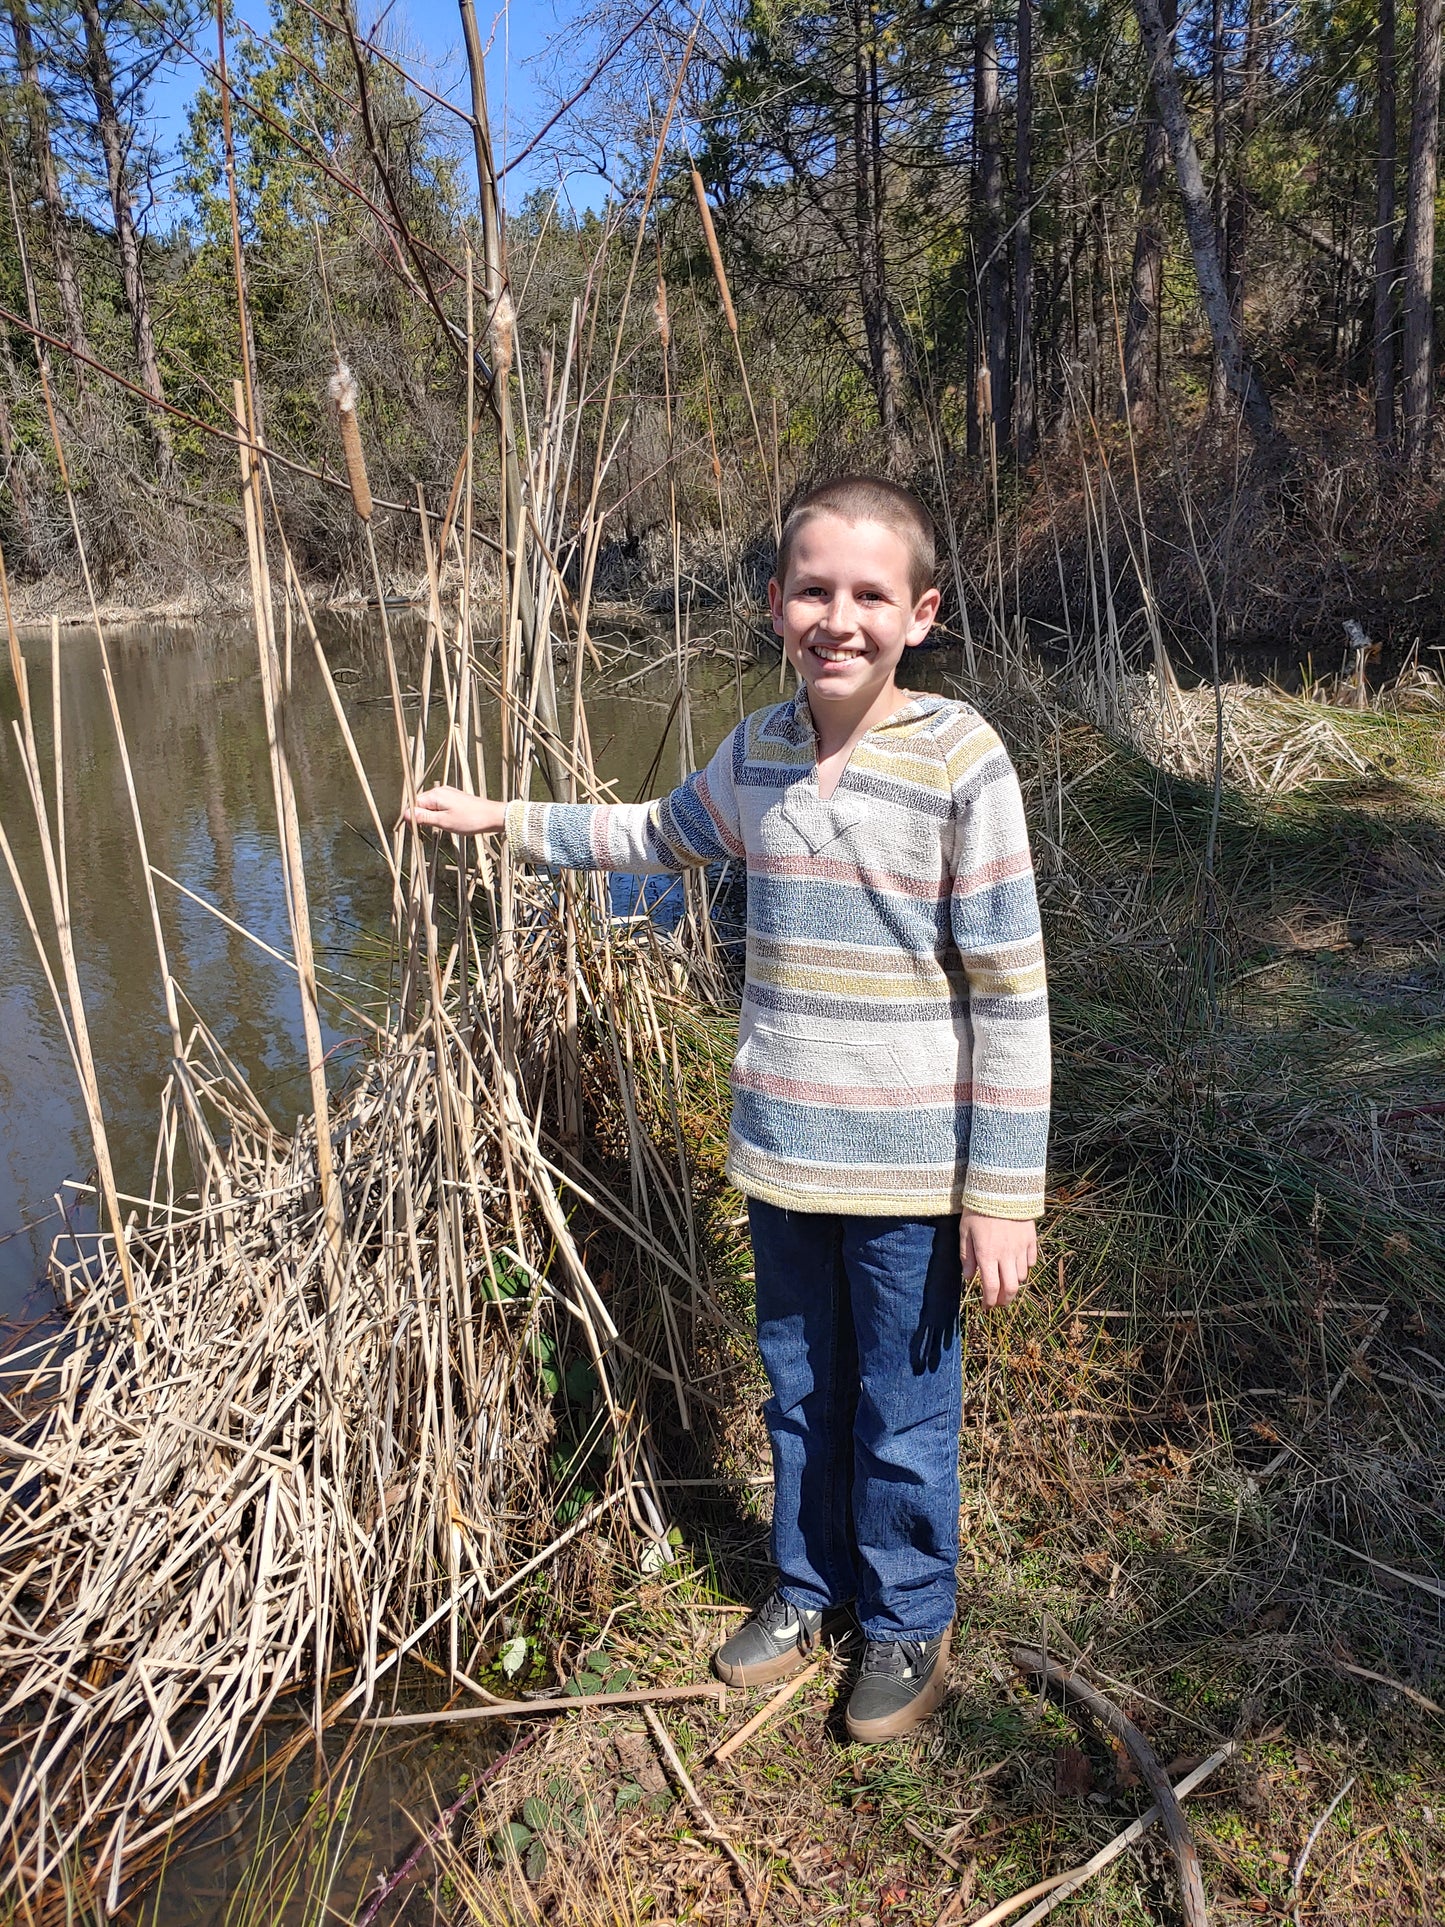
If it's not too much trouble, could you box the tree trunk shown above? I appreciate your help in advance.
[853,0,907,468]
[1225,0,1261,323]
[1133,0,1281,453]
[76,0,172,477]
[1401,0,1442,472]
[976,24,1010,448]
[1208,0,1228,407]
[1122,0,1174,424]
[9,0,91,370]
[1374,0,1398,448]
[1014,0,1036,459]
[0,320,37,565]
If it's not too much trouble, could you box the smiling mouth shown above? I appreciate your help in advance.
[809,644,865,664]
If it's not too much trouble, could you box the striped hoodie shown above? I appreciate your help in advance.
[506,689,1049,1219]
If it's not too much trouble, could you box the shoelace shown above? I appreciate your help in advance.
[861,1638,928,1679]
[753,1592,818,1648]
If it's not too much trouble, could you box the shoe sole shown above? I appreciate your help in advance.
[712,1641,817,1690]
[844,1623,953,1743]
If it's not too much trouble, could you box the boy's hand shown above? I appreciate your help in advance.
[960,1212,1037,1310]
[402,785,507,837]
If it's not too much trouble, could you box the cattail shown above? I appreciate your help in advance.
[691,169,738,337]
[491,288,515,382]
[327,362,372,522]
[654,275,671,350]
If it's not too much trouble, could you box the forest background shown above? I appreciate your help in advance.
[1,0,1444,671]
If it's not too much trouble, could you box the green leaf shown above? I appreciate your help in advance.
[615,1781,645,1812]
[564,1357,598,1403]
[525,1838,549,1882]
[486,1255,530,1301]
[494,1821,532,1859]
[498,1635,528,1679]
[520,1796,553,1833]
[602,1666,634,1692]
[528,1330,561,1398]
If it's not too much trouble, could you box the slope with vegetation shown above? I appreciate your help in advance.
[0,0,1443,665]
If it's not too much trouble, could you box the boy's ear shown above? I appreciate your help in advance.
[905,585,942,646]
[767,576,785,635]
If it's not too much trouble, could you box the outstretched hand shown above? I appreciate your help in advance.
[401,785,507,838]
[961,1212,1038,1311]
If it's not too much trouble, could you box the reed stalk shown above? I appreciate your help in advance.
[233,378,347,1294]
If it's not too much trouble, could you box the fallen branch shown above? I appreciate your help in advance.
[1321,1536,1445,1604]
[941,1742,1238,1927]
[1011,1647,1210,1927]
[365,1681,726,1727]
[709,1660,821,1766]
[1323,1656,1444,1718]
[1290,1774,1355,1910]
[643,1701,757,1898]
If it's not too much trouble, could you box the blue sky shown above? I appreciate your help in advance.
[148,0,611,215]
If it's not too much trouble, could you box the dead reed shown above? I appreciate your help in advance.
[1121,663,1445,795]
[0,52,741,1906]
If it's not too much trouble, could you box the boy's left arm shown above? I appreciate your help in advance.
[948,730,1051,1309]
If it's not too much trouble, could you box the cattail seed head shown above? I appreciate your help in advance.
[491,289,515,381]
[327,362,373,522]
[654,276,671,350]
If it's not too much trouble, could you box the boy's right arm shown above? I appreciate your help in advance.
[404,731,745,874]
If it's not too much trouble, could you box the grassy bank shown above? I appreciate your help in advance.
[381,683,1445,1927]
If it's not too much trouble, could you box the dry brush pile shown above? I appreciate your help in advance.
[0,67,742,1899]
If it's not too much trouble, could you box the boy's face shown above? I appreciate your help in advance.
[768,514,941,716]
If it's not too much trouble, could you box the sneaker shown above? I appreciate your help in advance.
[844,1623,952,1742]
[713,1589,824,1688]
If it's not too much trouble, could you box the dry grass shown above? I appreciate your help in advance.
[1122,667,1445,796]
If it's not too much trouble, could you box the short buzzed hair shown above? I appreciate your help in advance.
[774,475,938,601]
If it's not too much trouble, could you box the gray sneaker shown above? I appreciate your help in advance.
[844,1623,952,1742]
[713,1589,823,1688]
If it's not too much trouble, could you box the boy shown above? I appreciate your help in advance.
[406,476,1049,1742]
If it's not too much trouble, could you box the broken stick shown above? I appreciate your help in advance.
[944,1742,1237,1927]
[1011,1646,1209,1927]
[709,1660,821,1765]
[364,1681,725,1727]
[643,1701,757,1897]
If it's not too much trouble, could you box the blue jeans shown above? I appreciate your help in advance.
[748,1200,963,1642]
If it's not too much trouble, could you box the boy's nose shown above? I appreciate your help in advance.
[819,594,856,633]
